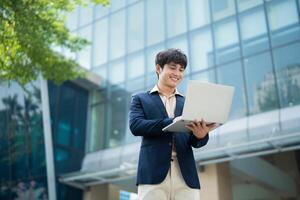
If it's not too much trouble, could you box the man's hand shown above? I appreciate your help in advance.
[186,119,218,139]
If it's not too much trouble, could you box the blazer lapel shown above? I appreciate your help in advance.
[175,96,184,117]
[148,92,169,118]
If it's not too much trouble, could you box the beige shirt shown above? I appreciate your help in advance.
[150,85,182,118]
[150,85,183,153]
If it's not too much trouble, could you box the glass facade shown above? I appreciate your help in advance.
[62,0,300,152]
[1,0,300,198]
[0,82,48,199]
[0,80,89,199]
[48,81,89,199]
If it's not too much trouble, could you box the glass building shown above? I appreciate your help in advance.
[1,0,300,199]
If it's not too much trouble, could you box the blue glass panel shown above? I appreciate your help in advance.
[244,52,279,114]
[217,61,247,119]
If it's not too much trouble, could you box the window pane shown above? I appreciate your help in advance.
[108,87,127,148]
[109,11,125,60]
[79,5,93,27]
[128,52,145,79]
[128,2,144,53]
[146,0,165,46]
[192,69,216,83]
[109,0,126,13]
[273,42,300,107]
[166,0,187,38]
[239,7,269,56]
[167,35,189,74]
[89,103,106,151]
[146,44,165,73]
[93,18,108,66]
[177,75,190,94]
[77,26,92,69]
[94,4,109,19]
[244,52,279,115]
[128,0,139,4]
[267,0,300,46]
[66,8,79,31]
[188,0,210,30]
[190,29,214,72]
[93,65,107,84]
[211,0,236,21]
[127,77,145,93]
[146,73,157,89]
[237,0,263,12]
[214,18,240,64]
[217,61,247,119]
[110,60,125,85]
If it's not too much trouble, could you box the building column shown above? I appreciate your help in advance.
[199,163,233,200]
[84,184,121,200]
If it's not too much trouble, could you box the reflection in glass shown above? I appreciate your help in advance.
[244,52,279,115]
[166,0,187,38]
[273,43,300,108]
[190,29,214,72]
[217,61,247,119]
[0,82,47,198]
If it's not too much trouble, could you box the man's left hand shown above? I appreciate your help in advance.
[186,119,218,139]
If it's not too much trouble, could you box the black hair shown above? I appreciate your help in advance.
[155,48,187,69]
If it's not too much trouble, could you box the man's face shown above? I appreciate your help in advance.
[156,62,185,88]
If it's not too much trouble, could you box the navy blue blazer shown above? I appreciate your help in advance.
[129,91,209,189]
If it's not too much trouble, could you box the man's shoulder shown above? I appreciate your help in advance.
[131,91,149,98]
[131,91,153,102]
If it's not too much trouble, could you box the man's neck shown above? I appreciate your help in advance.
[157,82,175,97]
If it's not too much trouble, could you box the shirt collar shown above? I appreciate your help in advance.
[149,85,183,97]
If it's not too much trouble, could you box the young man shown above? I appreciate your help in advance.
[129,49,216,200]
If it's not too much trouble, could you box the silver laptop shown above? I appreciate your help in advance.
[162,81,235,133]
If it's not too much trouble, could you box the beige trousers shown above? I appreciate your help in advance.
[137,152,200,200]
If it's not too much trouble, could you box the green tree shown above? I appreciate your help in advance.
[0,0,109,85]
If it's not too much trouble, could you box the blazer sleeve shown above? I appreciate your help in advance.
[189,133,209,148]
[129,94,173,137]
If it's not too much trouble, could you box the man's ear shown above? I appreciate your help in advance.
[156,64,161,74]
